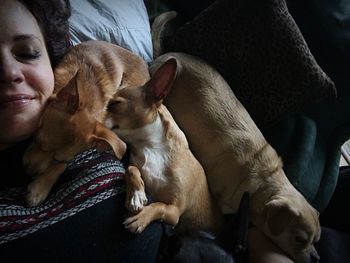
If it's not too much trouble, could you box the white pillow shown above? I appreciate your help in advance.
[69,0,153,63]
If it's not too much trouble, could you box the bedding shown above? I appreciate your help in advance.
[69,0,153,63]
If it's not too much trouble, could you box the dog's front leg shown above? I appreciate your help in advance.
[26,161,67,206]
[124,202,180,233]
[125,165,148,213]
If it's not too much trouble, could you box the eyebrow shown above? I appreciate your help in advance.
[13,34,42,43]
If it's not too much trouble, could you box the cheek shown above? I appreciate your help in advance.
[39,63,55,96]
[28,63,55,99]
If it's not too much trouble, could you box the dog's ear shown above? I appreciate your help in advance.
[265,198,300,236]
[53,54,80,95]
[91,122,127,159]
[148,58,177,106]
[52,72,80,114]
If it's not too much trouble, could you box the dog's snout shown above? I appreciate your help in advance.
[310,248,320,263]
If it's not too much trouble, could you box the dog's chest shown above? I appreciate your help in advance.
[119,115,173,192]
[131,145,170,190]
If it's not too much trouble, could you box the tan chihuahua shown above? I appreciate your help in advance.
[104,58,224,234]
[150,52,321,263]
[23,40,150,207]
[150,12,321,263]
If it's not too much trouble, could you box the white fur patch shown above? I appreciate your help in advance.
[141,146,170,185]
[126,190,148,212]
[115,115,170,188]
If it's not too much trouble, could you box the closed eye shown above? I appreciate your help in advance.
[12,35,43,62]
[107,100,123,112]
[15,51,41,61]
[295,235,309,247]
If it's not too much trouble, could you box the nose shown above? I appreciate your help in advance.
[0,52,24,84]
[310,247,320,263]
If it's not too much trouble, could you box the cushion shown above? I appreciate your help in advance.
[164,0,337,126]
[69,0,153,63]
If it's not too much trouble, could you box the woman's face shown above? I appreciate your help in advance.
[0,0,54,150]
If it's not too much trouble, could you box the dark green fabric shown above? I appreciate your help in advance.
[262,115,319,198]
[261,112,349,212]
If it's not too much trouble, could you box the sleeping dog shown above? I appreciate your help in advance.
[149,52,321,263]
[23,40,149,206]
[105,58,224,234]
[150,12,321,263]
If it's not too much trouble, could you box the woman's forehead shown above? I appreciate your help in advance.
[0,0,44,43]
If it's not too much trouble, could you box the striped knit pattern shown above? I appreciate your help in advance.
[0,149,125,244]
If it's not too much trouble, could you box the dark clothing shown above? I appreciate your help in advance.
[320,166,350,234]
[0,146,162,263]
[315,166,350,263]
[316,227,350,263]
[0,138,32,188]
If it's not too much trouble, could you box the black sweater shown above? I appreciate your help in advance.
[0,146,162,263]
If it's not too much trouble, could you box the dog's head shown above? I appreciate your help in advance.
[263,194,321,263]
[30,68,126,164]
[105,58,177,132]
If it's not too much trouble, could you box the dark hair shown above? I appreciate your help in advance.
[18,0,72,68]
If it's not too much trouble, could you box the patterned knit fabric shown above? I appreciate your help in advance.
[0,149,125,244]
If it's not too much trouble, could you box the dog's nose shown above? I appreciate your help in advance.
[310,248,320,263]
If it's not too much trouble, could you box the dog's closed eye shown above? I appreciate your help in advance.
[294,234,309,248]
[107,100,123,112]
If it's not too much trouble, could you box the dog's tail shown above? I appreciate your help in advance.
[151,11,177,59]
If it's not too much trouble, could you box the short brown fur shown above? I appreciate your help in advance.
[149,52,321,263]
[24,40,150,206]
[105,59,224,234]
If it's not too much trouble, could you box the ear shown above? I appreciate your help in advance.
[91,122,127,159]
[265,198,299,236]
[52,72,80,114]
[148,58,177,106]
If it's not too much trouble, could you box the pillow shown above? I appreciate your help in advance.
[69,0,153,63]
[164,0,337,126]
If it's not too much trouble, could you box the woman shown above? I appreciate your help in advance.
[0,0,162,262]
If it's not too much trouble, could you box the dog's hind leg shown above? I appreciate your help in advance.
[124,202,180,234]
[26,161,67,206]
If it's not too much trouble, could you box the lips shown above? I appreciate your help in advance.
[0,94,35,108]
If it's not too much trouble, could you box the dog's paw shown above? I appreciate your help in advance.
[26,182,50,207]
[125,190,148,213]
[123,208,151,234]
